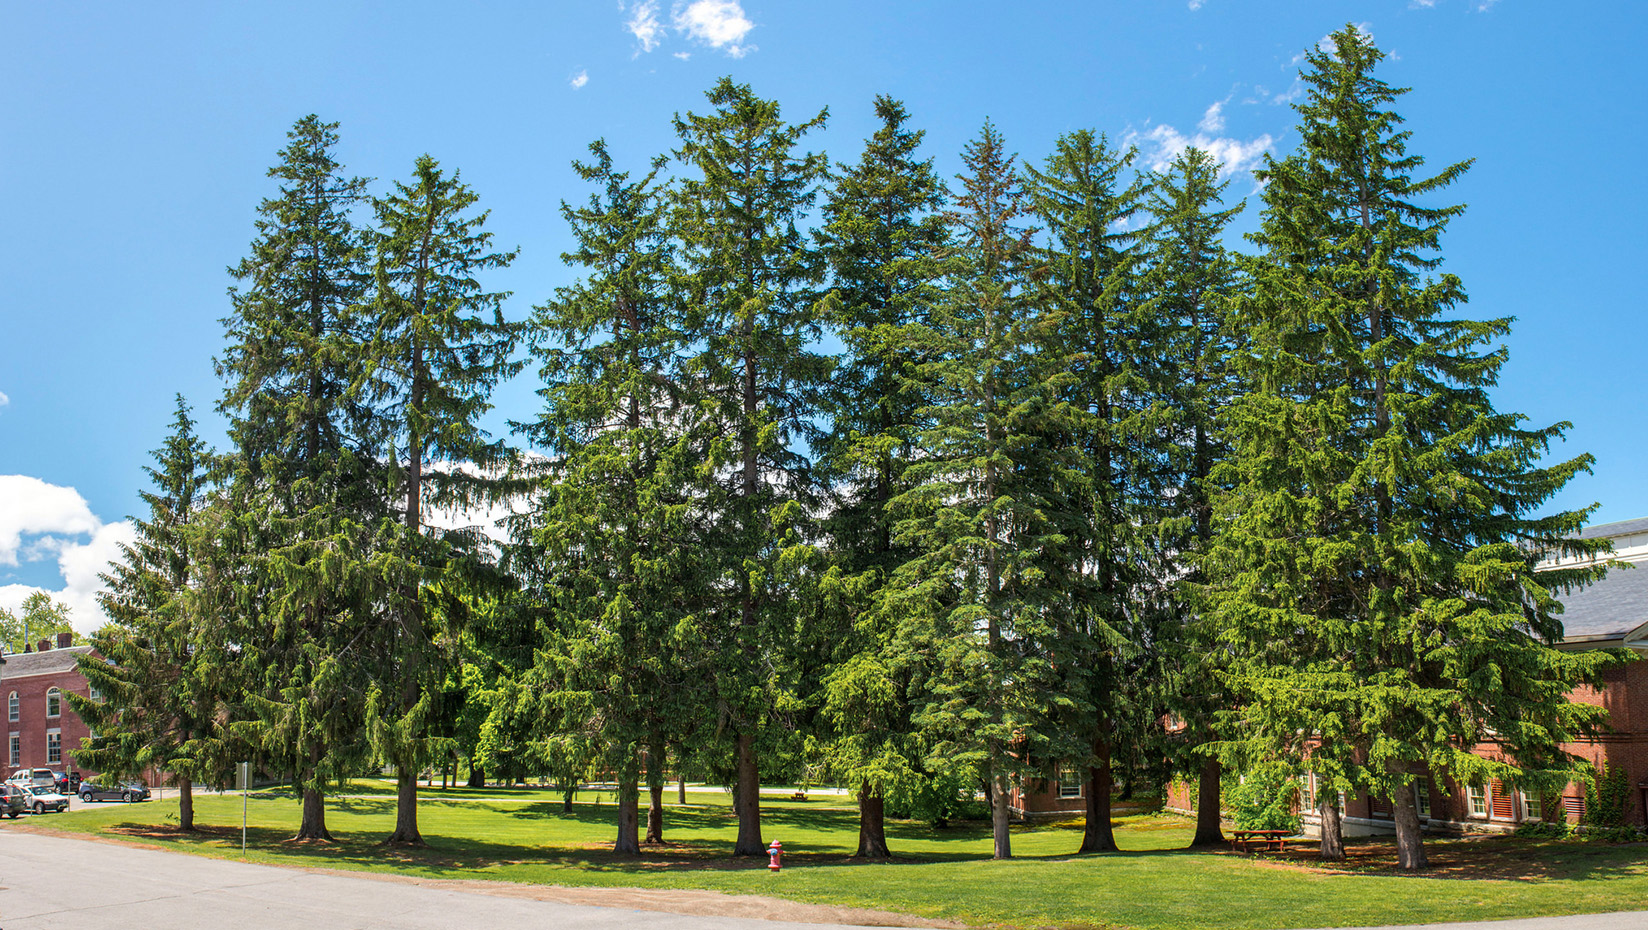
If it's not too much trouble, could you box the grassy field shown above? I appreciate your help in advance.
[31,781,1648,930]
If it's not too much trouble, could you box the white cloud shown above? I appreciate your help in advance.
[0,475,133,634]
[1198,100,1226,133]
[0,476,101,567]
[0,390,9,409]
[570,69,589,89]
[1127,123,1275,177]
[626,0,664,54]
[1187,0,1206,8]
[672,0,755,56]
[673,51,692,60]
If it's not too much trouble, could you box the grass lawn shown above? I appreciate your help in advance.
[34,781,1648,930]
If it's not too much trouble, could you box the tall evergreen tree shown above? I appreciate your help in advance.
[216,114,379,842]
[522,140,701,855]
[1025,129,1154,855]
[814,96,948,859]
[73,396,234,832]
[885,122,1058,860]
[1207,25,1619,870]
[359,153,523,846]
[1137,147,1245,849]
[670,78,831,857]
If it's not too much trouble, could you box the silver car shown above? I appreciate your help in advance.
[25,784,70,814]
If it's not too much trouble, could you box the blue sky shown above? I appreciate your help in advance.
[2,1,1644,628]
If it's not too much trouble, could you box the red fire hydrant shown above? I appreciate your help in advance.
[768,840,783,872]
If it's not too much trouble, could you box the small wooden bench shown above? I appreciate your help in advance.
[1230,829,1290,853]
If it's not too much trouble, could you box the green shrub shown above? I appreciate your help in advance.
[1583,765,1632,829]
[1227,764,1302,834]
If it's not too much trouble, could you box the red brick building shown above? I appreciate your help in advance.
[1162,516,1648,835]
[2,634,99,779]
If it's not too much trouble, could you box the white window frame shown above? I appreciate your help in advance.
[1467,784,1487,817]
[1523,791,1543,822]
[46,728,61,765]
[45,688,61,719]
[8,732,18,767]
[88,683,102,702]
[1415,778,1431,819]
[7,691,16,722]
[1300,773,1316,810]
[1057,765,1084,799]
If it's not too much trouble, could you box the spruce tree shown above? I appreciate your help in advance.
[1025,130,1154,855]
[813,96,947,859]
[885,122,1058,860]
[72,396,233,831]
[1207,25,1618,870]
[359,153,523,845]
[1137,147,1245,849]
[216,114,380,842]
[670,78,831,857]
[522,140,701,855]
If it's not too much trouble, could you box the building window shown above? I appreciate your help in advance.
[1415,778,1431,819]
[1300,773,1316,811]
[46,688,61,718]
[7,691,15,722]
[1524,792,1543,822]
[1057,765,1084,799]
[89,683,102,701]
[1467,785,1487,817]
[46,729,61,765]
[8,733,17,766]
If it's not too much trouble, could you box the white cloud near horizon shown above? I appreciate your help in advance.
[1198,100,1226,133]
[0,475,133,634]
[1127,123,1275,177]
[570,69,589,89]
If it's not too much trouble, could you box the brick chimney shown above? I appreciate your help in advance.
[56,632,72,649]
[38,638,52,652]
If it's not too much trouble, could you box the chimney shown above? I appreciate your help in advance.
[56,632,72,649]
[38,638,52,652]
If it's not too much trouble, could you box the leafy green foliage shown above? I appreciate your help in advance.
[1226,764,1302,834]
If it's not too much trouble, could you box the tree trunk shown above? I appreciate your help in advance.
[615,774,642,855]
[732,730,764,856]
[178,776,196,832]
[991,765,1012,860]
[1190,754,1225,847]
[1079,736,1117,853]
[294,785,333,841]
[1391,783,1428,871]
[468,759,485,789]
[678,772,687,805]
[856,784,891,858]
[562,786,576,814]
[1318,795,1345,861]
[645,740,665,845]
[383,767,423,845]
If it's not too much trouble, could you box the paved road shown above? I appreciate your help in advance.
[4,830,1646,930]
[0,831,871,930]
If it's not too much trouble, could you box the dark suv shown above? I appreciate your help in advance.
[0,782,27,818]
[79,780,151,803]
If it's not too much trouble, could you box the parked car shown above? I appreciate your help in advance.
[8,768,58,790]
[25,784,70,814]
[0,782,29,818]
[79,780,150,803]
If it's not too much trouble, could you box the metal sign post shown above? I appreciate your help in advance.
[236,762,251,853]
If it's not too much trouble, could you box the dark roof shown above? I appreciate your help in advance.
[0,645,94,680]
[1579,516,1648,540]
[1556,563,1648,640]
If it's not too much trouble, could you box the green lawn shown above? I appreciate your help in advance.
[34,781,1648,930]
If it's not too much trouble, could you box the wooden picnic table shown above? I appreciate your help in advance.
[1229,829,1291,853]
